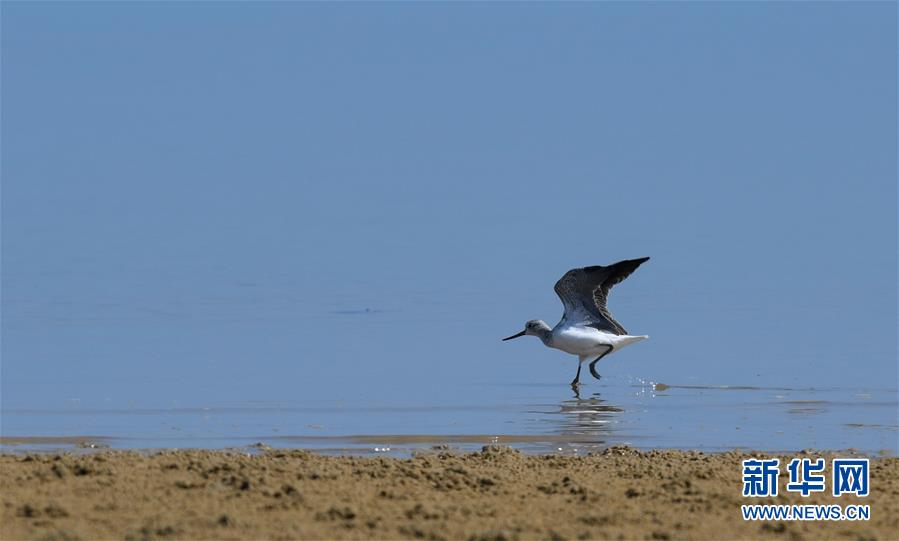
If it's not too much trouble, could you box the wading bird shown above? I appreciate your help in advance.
[502,257,650,390]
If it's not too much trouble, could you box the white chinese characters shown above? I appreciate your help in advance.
[741,457,870,498]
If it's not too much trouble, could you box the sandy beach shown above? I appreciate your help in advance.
[1,446,895,541]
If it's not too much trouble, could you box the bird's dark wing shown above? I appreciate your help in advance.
[554,257,650,334]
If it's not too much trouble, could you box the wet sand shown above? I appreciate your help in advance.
[1,447,896,541]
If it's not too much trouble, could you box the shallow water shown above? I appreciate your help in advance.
[2,380,895,456]
[2,3,897,456]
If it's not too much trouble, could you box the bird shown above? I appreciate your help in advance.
[502,257,650,390]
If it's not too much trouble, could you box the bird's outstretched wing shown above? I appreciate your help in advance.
[553,257,650,334]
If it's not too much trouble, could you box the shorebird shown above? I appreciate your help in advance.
[502,257,650,389]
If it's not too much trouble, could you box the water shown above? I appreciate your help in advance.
[2,3,897,455]
[2,381,896,456]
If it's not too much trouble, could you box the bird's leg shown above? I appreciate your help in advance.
[570,363,582,389]
[588,346,613,381]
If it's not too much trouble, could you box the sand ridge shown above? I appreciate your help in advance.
[1,446,896,540]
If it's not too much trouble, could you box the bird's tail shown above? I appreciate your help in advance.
[614,335,648,349]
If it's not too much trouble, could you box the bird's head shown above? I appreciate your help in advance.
[502,319,550,341]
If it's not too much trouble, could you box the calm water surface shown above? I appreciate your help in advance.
[2,379,895,455]
[2,3,897,455]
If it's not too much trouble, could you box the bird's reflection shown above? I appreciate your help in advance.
[536,392,624,449]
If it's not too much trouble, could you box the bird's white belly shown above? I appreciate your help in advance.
[551,326,614,356]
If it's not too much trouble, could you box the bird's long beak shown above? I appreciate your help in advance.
[502,330,527,341]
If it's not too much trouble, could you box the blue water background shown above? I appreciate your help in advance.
[2,3,896,453]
